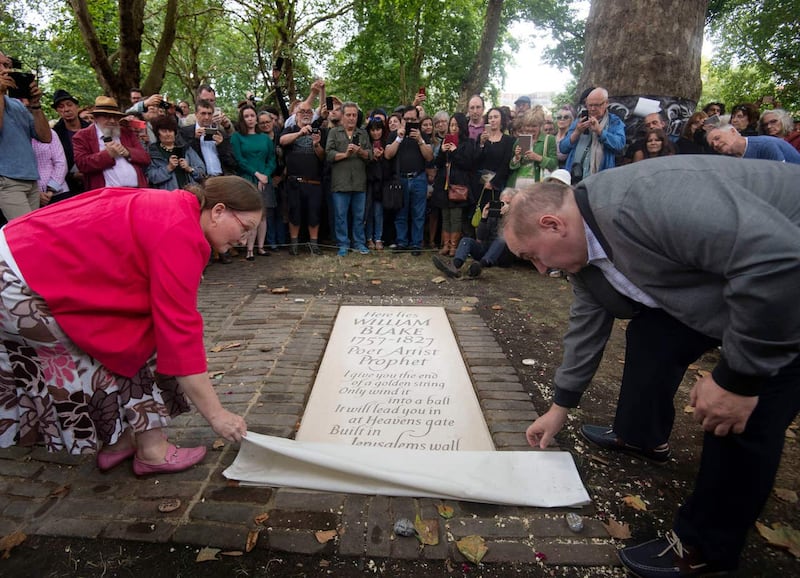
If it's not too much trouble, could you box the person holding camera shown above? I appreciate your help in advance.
[559,87,625,183]
[146,115,206,190]
[0,50,53,220]
[325,102,372,256]
[72,96,151,190]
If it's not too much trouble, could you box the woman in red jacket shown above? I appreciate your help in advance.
[0,176,262,475]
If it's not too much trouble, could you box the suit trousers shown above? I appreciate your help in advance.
[614,307,800,568]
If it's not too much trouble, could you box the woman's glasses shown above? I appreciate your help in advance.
[555,115,572,121]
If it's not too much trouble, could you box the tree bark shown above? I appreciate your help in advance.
[578,0,707,102]
[457,0,504,111]
[578,0,708,140]
[69,0,179,107]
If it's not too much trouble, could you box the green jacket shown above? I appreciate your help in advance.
[509,133,558,184]
[325,126,371,192]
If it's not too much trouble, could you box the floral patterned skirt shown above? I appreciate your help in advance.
[0,259,189,454]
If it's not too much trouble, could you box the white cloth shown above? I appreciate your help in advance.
[223,432,591,508]
[96,126,138,187]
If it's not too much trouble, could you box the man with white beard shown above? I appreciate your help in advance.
[72,96,150,190]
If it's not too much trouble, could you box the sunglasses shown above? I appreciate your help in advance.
[555,115,572,120]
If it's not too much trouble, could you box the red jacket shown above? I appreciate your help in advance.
[72,125,150,190]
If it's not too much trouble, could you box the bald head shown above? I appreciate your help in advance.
[585,88,609,119]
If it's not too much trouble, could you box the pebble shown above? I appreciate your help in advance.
[393,518,416,537]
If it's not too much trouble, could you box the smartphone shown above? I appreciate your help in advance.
[703,114,720,126]
[444,133,458,147]
[488,200,503,218]
[351,133,360,146]
[516,134,532,151]
[8,71,34,100]
[580,110,589,121]
[418,86,426,96]
[325,96,334,111]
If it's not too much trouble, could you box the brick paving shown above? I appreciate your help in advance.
[0,257,619,569]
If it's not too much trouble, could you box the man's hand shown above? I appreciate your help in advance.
[690,374,758,436]
[28,79,43,107]
[526,404,569,449]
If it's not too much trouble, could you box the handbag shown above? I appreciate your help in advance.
[381,155,404,210]
[471,189,485,228]
[445,161,469,202]
[382,179,404,210]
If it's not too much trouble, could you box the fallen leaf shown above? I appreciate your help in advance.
[270,287,289,294]
[683,404,695,414]
[755,521,800,557]
[210,342,241,352]
[319,559,330,567]
[221,550,244,556]
[508,297,522,302]
[315,529,338,543]
[195,546,221,562]
[456,535,488,564]
[774,488,798,504]
[208,371,224,379]
[370,279,382,285]
[0,531,26,559]
[460,305,474,311]
[254,512,269,525]
[622,495,648,511]
[49,485,70,498]
[245,528,261,552]
[491,304,503,310]
[603,518,632,539]
[436,503,454,519]
[432,276,447,284]
[157,498,181,513]
[212,439,225,450]
[414,514,439,545]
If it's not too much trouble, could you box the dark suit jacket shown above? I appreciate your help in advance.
[72,125,150,190]
[178,125,238,176]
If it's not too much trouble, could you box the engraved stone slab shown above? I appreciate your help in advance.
[296,306,494,451]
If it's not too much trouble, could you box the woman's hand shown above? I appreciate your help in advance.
[208,409,248,443]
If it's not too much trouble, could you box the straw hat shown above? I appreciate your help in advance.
[91,95,126,117]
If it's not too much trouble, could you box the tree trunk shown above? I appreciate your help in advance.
[457,0,504,111]
[578,0,707,139]
[69,0,179,107]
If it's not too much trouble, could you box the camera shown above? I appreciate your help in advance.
[488,200,503,219]
[8,71,34,100]
[159,100,171,110]
[311,128,320,135]
[204,126,220,141]
[351,133,360,146]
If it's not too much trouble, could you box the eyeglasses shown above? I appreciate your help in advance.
[297,109,313,114]
[229,210,252,235]
[555,115,572,120]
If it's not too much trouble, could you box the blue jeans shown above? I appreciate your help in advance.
[332,191,366,250]
[365,199,384,242]
[454,237,509,266]
[265,208,287,248]
[393,173,427,248]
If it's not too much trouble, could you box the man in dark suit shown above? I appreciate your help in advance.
[51,89,91,196]
[503,156,800,577]
[178,99,238,179]
[72,96,150,190]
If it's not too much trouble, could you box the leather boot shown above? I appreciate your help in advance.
[439,232,451,255]
[449,233,462,257]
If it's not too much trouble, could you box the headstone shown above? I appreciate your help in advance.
[296,306,494,451]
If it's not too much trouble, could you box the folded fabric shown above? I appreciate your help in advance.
[223,432,590,508]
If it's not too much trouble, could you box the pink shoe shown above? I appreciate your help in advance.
[97,447,136,471]
[132,444,207,476]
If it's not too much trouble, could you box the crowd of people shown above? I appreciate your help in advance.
[3,48,800,577]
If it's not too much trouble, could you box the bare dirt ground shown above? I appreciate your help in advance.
[2,248,798,577]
